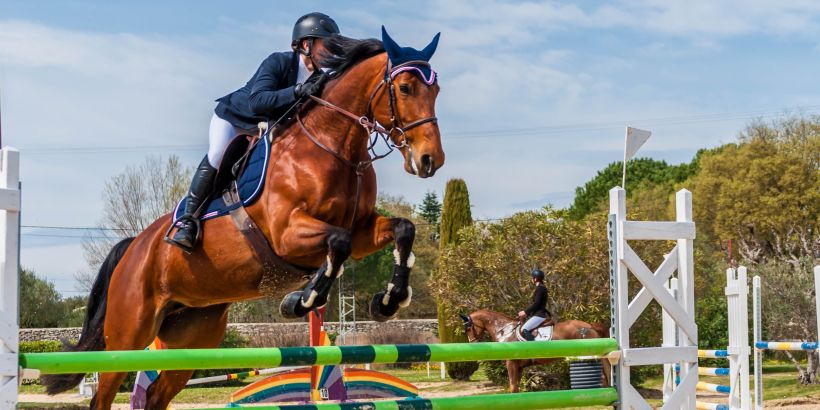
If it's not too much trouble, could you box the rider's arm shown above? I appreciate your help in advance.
[248,54,297,116]
[524,286,546,316]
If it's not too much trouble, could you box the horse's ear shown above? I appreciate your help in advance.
[381,26,402,63]
[421,32,440,61]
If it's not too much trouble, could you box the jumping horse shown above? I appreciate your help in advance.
[461,310,611,392]
[43,28,444,410]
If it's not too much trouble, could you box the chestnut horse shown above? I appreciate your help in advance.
[461,310,610,392]
[42,34,444,410]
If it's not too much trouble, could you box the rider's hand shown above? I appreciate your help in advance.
[518,311,526,319]
[293,72,328,99]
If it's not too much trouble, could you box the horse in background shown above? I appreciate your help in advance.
[461,309,611,392]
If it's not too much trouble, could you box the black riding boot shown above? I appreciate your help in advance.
[522,329,536,341]
[166,156,218,252]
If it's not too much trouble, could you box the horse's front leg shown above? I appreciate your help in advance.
[351,214,415,322]
[278,210,352,318]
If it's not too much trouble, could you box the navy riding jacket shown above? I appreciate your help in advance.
[524,283,550,318]
[215,51,299,131]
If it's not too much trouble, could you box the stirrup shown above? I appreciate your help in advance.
[163,214,202,253]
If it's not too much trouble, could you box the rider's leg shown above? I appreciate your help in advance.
[166,114,238,252]
[521,316,545,341]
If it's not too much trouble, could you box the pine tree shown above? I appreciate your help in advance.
[436,178,478,380]
[417,191,442,225]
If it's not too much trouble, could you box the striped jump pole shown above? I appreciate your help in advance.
[754,341,819,351]
[20,338,618,376]
[677,364,731,377]
[698,349,729,358]
[186,366,302,386]
[697,381,731,394]
[697,402,730,410]
[189,389,619,410]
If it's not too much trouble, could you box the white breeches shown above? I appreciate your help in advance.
[207,113,252,168]
[522,316,546,332]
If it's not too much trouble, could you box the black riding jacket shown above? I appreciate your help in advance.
[524,283,550,318]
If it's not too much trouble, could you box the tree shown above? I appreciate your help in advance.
[686,116,819,267]
[436,178,478,380]
[417,190,442,235]
[754,259,819,384]
[77,155,191,291]
[568,157,698,220]
[20,268,65,328]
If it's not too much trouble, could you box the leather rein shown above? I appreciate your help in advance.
[296,60,438,229]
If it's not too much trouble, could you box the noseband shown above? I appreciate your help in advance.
[295,59,438,228]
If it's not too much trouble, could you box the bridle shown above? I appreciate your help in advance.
[295,59,438,228]
[464,319,489,343]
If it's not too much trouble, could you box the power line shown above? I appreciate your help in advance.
[22,224,128,232]
[15,104,820,154]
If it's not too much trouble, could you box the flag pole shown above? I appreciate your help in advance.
[621,127,628,188]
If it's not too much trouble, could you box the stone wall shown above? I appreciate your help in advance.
[20,319,439,346]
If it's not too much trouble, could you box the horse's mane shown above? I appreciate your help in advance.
[473,309,515,322]
[320,35,385,75]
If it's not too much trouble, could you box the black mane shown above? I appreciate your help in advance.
[320,35,385,75]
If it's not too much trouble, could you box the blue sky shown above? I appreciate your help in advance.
[2,1,819,295]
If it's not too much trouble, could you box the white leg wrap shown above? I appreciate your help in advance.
[393,249,416,268]
[302,290,319,308]
[324,256,334,277]
[399,286,413,308]
[337,264,344,278]
[382,283,394,305]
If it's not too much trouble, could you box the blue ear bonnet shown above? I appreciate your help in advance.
[382,26,440,85]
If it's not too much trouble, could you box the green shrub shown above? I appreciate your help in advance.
[20,340,64,353]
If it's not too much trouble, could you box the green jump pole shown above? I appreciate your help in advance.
[20,339,617,375]
[190,388,618,410]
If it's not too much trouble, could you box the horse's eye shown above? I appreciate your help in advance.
[399,84,410,95]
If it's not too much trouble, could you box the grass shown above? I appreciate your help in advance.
[18,362,820,408]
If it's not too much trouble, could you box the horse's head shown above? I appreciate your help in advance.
[377,27,445,178]
[460,313,485,342]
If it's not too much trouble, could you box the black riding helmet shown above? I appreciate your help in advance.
[531,268,545,281]
[291,12,340,56]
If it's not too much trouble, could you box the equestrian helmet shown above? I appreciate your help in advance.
[531,268,545,281]
[292,12,340,46]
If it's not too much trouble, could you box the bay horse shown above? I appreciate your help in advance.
[42,32,444,410]
[461,310,610,392]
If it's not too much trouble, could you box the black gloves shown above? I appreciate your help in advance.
[293,72,328,99]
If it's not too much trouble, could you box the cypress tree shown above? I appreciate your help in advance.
[436,178,478,380]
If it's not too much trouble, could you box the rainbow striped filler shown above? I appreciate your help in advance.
[755,341,819,351]
[344,368,418,399]
[697,349,728,358]
[230,367,419,404]
[231,368,312,404]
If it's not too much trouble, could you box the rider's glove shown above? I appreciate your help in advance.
[293,72,328,99]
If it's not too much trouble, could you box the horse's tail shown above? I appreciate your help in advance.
[591,322,610,338]
[41,237,135,395]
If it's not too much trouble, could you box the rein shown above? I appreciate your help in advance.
[296,59,438,229]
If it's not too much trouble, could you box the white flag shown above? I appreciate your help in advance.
[624,127,652,162]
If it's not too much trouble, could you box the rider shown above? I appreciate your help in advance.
[166,12,341,252]
[518,268,551,341]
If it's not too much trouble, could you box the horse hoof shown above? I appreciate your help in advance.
[369,292,398,322]
[279,291,310,318]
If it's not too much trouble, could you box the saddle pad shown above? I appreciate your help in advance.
[173,135,270,222]
[516,325,554,342]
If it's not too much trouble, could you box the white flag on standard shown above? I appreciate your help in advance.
[621,126,652,188]
[624,127,652,161]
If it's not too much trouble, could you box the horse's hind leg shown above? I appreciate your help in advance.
[351,215,415,321]
[143,304,230,410]
[279,210,351,318]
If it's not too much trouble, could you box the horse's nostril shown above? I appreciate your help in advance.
[421,154,433,173]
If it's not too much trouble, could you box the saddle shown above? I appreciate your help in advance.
[517,317,556,342]
[169,125,313,295]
